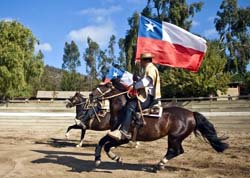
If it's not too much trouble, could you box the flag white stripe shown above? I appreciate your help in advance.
[120,71,134,86]
[162,22,207,52]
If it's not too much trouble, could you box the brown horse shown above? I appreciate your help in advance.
[65,92,113,147]
[91,81,229,172]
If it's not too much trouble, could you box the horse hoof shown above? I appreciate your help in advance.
[65,133,69,140]
[95,160,101,167]
[152,165,161,173]
[143,166,158,173]
[152,164,164,172]
[76,144,82,147]
[116,157,123,164]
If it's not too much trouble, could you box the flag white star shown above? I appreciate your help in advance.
[113,71,118,77]
[145,21,156,32]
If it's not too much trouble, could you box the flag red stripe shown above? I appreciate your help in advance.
[136,37,205,72]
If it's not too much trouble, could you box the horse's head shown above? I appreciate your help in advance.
[66,92,87,108]
[91,82,116,99]
[91,81,127,117]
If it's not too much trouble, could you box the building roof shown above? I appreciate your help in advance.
[36,91,91,99]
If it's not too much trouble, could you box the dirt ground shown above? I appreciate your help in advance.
[0,118,250,178]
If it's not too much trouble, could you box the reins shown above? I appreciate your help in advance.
[94,86,128,100]
[102,91,128,100]
[96,87,113,98]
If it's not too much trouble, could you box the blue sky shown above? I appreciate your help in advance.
[0,0,249,73]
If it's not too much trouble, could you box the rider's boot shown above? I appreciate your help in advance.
[79,112,91,129]
[108,105,135,140]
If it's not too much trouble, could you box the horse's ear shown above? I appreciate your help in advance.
[75,91,81,96]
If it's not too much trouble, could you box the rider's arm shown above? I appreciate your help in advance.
[134,76,152,89]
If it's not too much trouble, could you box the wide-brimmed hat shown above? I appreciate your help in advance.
[140,52,153,59]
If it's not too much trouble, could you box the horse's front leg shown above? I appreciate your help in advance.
[76,128,86,147]
[65,124,76,139]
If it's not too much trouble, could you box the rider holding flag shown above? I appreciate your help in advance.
[108,52,161,140]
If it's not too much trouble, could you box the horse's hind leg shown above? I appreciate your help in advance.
[95,135,112,166]
[155,136,184,171]
[77,129,86,147]
[104,138,129,163]
[95,136,129,167]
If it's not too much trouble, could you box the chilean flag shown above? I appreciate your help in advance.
[104,66,134,87]
[136,16,207,72]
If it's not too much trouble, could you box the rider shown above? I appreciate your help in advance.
[108,52,161,140]
[79,93,102,129]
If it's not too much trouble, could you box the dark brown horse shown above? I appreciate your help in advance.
[91,82,229,172]
[65,92,113,147]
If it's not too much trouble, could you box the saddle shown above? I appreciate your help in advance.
[130,103,162,142]
[131,101,163,131]
[136,101,163,118]
[141,105,163,118]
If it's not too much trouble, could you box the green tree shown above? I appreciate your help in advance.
[83,37,100,89]
[98,35,117,79]
[0,21,43,99]
[62,41,80,72]
[108,35,116,63]
[117,38,126,69]
[26,50,44,96]
[98,50,109,80]
[242,72,250,95]
[60,71,85,91]
[145,0,203,29]
[215,0,250,74]
[124,12,140,72]
[61,41,81,91]
[40,65,63,91]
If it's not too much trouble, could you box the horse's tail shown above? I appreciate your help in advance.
[193,112,229,152]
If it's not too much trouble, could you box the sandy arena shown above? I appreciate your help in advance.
[0,115,250,178]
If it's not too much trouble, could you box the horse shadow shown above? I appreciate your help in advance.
[34,138,96,148]
[31,149,190,173]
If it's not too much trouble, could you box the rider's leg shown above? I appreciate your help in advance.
[108,99,137,140]
[119,100,137,138]
[80,107,95,129]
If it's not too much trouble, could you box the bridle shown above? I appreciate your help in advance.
[94,85,128,100]
[67,96,88,108]
[95,87,113,98]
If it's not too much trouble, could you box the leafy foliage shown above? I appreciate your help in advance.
[0,21,44,99]
[83,37,99,78]
[40,65,64,91]
[40,65,89,91]
[60,71,88,91]
[215,0,250,74]
[145,0,203,30]
[124,12,140,72]
[62,41,80,72]
[98,35,117,79]
[61,41,81,91]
